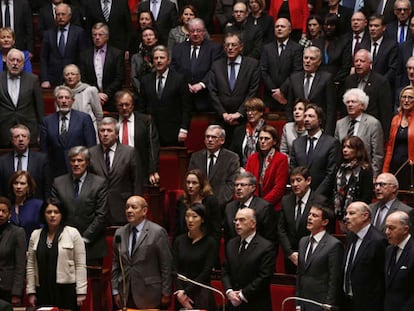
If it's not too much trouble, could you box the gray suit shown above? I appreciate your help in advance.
[369,199,412,232]
[112,220,173,308]
[335,113,384,177]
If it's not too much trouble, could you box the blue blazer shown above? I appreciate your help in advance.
[10,198,43,244]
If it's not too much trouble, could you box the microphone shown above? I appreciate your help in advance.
[176,273,226,311]
[115,235,127,311]
[281,296,339,311]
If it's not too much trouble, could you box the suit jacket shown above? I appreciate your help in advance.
[188,148,240,207]
[290,134,340,198]
[84,0,134,51]
[364,0,396,24]
[112,220,173,308]
[37,3,82,38]
[260,39,303,109]
[139,69,191,146]
[297,232,343,310]
[283,70,336,135]
[223,196,277,244]
[0,300,12,311]
[278,192,328,258]
[209,56,260,116]
[0,223,26,296]
[0,71,44,147]
[342,226,387,311]
[40,24,88,86]
[224,22,263,60]
[0,0,33,52]
[369,199,412,232]
[50,172,108,260]
[178,0,215,33]
[88,143,143,225]
[335,113,384,177]
[343,72,393,139]
[245,151,289,211]
[0,150,51,200]
[397,38,414,88]
[385,20,410,44]
[40,110,96,178]
[384,236,414,311]
[318,6,353,35]
[79,45,125,111]
[279,122,308,162]
[138,0,178,45]
[222,233,276,311]
[171,39,223,112]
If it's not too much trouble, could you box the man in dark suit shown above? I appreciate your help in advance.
[384,211,414,311]
[112,195,172,309]
[350,11,370,58]
[116,89,160,186]
[40,85,96,178]
[0,0,33,54]
[0,300,12,311]
[369,173,412,233]
[0,49,44,148]
[188,125,240,208]
[171,18,222,112]
[0,124,51,200]
[79,22,125,111]
[84,0,134,54]
[40,3,88,88]
[342,201,387,311]
[290,104,339,199]
[88,117,143,225]
[296,204,343,311]
[261,18,303,111]
[209,32,260,140]
[397,15,414,89]
[223,171,277,245]
[364,0,397,24]
[139,45,192,146]
[222,207,276,311]
[385,0,411,44]
[138,0,177,45]
[50,145,108,264]
[278,166,328,274]
[215,0,247,31]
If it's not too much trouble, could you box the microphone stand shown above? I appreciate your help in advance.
[176,273,226,311]
[281,296,337,311]
[116,237,127,311]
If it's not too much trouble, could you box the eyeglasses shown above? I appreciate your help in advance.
[374,182,395,188]
[234,183,252,187]
[395,7,410,11]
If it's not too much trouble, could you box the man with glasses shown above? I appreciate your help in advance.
[369,172,411,232]
[385,0,412,44]
[223,171,276,245]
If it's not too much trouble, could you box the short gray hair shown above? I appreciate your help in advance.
[54,85,74,99]
[98,117,120,134]
[68,146,90,161]
[206,125,226,138]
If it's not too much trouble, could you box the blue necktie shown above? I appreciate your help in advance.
[229,62,236,91]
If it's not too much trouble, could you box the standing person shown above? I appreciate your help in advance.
[112,196,173,309]
[299,14,324,48]
[26,199,87,311]
[0,197,26,306]
[296,204,343,311]
[247,0,274,44]
[173,203,218,311]
[167,4,196,50]
[222,208,276,311]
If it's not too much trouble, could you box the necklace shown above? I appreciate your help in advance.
[46,239,53,248]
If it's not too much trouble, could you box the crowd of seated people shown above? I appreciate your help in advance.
[1,0,414,310]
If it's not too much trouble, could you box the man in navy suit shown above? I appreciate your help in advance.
[384,211,414,311]
[385,0,411,44]
[40,85,96,178]
[40,3,88,88]
[171,18,222,112]
[0,124,51,200]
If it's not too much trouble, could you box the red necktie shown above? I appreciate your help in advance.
[122,119,128,145]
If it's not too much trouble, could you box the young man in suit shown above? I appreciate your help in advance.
[0,125,51,200]
[88,117,143,225]
[335,88,384,177]
[342,201,387,311]
[0,49,44,147]
[278,166,328,274]
[384,211,414,311]
[112,196,172,309]
[222,207,276,311]
[40,86,96,178]
[296,204,343,311]
[290,104,339,198]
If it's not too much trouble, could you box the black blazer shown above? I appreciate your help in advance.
[224,22,263,60]
[364,0,396,24]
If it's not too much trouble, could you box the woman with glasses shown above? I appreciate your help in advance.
[383,85,414,190]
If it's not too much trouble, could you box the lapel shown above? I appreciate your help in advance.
[308,71,321,99]
[356,114,368,137]
[111,143,123,173]
[208,149,221,178]
[351,227,371,269]
[305,233,328,270]
[387,238,412,285]
[77,173,92,199]
[221,58,232,92]
[97,145,109,177]
[132,220,149,257]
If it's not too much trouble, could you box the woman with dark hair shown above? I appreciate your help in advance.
[245,125,289,212]
[175,169,221,242]
[334,136,373,221]
[247,0,274,44]
[299,14,323,48]
[136,10,157,47]
[168,5,197,51]
[26,199,87,311]
[173,203,218,311]
[131,26,159,95]
[8,170,43,243]
[230,97,266,166]
[0,196,26,306]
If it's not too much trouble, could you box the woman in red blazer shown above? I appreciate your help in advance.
[245,125,289,212]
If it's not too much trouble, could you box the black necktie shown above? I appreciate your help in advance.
[345,234,358,294]
[304,73,311,99]
[208,153,215,177]
[4,0,10,28]
[388,245,398,275]
[239,239,247,254]
[372,42,378,60]
[105,148,111,172]
[190,46,198,73]
[354,34,360,55]
[157,75,164,98]
[306,137,315,164]
[279,43,285,56]
[295,199,302,230]
[130,227,138,256]
[16,154,22,171]
[58,27,66,55]
[306,237,315,263]
[73,178,80,198]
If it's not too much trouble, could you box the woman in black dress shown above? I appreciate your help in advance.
[173,203,218,311]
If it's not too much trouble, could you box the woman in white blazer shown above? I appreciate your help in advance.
[26,199,87,311]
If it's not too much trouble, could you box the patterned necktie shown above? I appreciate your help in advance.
[102,0,110,21]
[347,119,357,136]
[304,73,311,99]
[105,148,111,172]
[60,116,67,142]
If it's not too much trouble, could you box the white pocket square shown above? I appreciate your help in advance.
[400,266,408,270]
